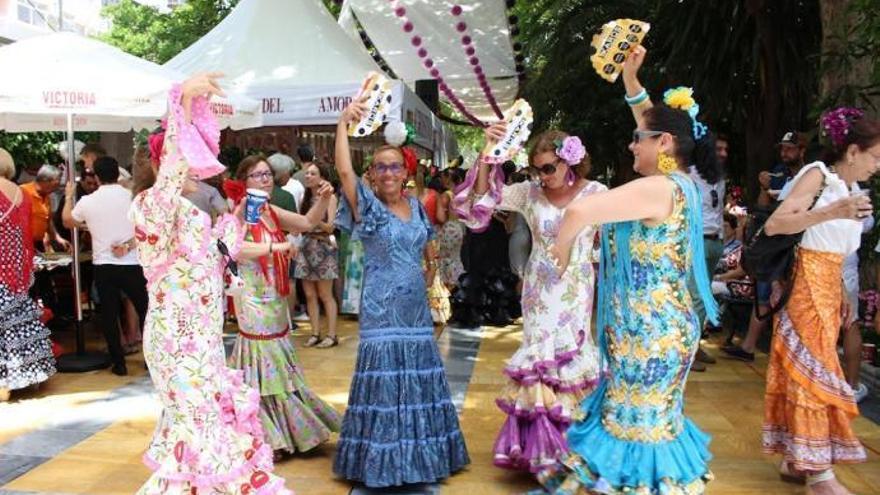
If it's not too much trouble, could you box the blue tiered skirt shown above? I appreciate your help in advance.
[333,326,470,488]
[535,382,713,494]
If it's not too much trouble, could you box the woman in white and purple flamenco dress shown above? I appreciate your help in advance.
[454,129,605,473]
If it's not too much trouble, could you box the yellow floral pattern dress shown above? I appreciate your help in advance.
[536,173,716,495]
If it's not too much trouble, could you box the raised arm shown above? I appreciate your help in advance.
[763,167,869,236]
[335,100,368,219]
[551,175,676,271]
[474,123,507,196]
[622,45,653,128]
[273,181,335,233]
[131,74,226,268]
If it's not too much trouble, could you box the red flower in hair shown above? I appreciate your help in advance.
[148,131,165,166]
[401,146,418,176]
[222,179,247,204]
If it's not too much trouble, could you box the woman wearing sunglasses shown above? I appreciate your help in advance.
[534,47,722,494]
[129,74,292,494]
[330,103,470,488]
[225,155,341,462]
[455,126,606,472]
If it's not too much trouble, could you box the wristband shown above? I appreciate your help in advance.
[625,89,649,106]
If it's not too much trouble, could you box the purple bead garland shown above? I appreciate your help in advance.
[388,0,485,126]
[451,3,503,118]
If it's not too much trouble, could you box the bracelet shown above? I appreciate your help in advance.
[624,89,649,106]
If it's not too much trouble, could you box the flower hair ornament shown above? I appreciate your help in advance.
[383,121,418,176]
[663,86,708,141]
[148,130,166,166]
[820,107,864,151]
[554,136,587,165]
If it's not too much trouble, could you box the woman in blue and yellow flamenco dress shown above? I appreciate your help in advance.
[535,46,721,494]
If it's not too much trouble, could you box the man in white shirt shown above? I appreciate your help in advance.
[686,134,728,371]
[62,156,147,376]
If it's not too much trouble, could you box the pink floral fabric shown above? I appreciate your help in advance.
[130,86,292,494]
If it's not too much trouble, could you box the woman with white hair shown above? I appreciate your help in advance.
[0,148,56,401]
[268,152,304,209]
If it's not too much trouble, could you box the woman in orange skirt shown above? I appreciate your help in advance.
[762,108,880,495]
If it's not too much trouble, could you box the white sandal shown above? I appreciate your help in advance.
[779,461,805,484]
[805,470,854,495]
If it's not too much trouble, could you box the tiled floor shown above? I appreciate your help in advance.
[1,319,879,494]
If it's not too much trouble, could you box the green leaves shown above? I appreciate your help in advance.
[100,0,238,64]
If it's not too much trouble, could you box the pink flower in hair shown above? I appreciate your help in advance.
[821,107,864,150]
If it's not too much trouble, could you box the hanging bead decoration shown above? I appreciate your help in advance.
[451,4,504,119]
[388,0,485,127]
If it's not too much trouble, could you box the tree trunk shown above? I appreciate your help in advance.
[819,0,852,99]
[744,0,782,204]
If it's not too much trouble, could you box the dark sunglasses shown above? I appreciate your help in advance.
[216,240,239,276]
[710,189,719,208]
[528,159,561,177]
[632,130,664,144]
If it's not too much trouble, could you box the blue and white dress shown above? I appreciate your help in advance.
[334,181,470,488]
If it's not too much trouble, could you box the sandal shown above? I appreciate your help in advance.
[779,461,806,484]
[304,334,321,347]
[316,336,338,348]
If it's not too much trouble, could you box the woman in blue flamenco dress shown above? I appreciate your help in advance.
[536,46,721,494]
[330,100,470,488]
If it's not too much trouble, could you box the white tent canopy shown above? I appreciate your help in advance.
[0,32,262,132]
[165,0,383,127]
[164,0,453,161]
[339,0,519,123]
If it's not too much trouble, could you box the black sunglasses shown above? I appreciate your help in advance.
[711,190,719,208]
[632,130,664,144]
[216,240,239,276]
[528,159,561,177]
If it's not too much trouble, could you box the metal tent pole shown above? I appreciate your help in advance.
[55,112,110,372]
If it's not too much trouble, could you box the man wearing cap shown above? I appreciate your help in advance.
[757,131,806,207]
[723,131,807,363]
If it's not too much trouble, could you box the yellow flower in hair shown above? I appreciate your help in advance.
[663,87,695,112]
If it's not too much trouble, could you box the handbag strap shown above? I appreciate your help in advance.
[752,172,828,321]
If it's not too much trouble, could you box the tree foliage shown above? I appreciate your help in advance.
[509,0,823,192]
[0,131,100,177]
[100,0,237,64]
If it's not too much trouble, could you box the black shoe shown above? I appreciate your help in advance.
[721,345,755,362]
[291,321,299,330]
[111,363,128,376]
[695,347,716,364]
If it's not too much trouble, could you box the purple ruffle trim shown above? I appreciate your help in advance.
[493,411,568,472]
[502,329,592,390]
[451,158,505,233]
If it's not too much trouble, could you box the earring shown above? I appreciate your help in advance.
[565,167,576,186]
[657,152,678,175]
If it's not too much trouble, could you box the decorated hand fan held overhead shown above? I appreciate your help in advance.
[590,19,650,83]
[348,72,394,137]
[483,99,533,164]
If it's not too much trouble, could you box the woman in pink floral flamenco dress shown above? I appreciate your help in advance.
[129,74,292,494]
[453,130,605,473]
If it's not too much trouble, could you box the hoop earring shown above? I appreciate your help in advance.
[657,152,678,175]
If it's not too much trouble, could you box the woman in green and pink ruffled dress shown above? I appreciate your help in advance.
[226,156,341,460]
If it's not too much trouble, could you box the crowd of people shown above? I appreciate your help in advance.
[0,45,878,494]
